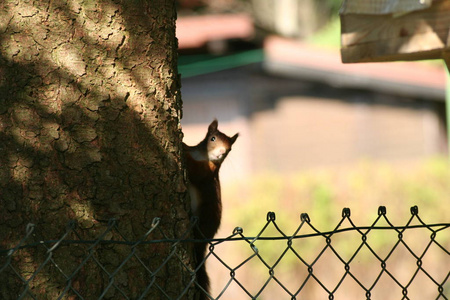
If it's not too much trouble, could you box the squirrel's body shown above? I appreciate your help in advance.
[183,120,238,300]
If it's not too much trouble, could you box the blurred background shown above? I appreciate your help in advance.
[176,0,449,298]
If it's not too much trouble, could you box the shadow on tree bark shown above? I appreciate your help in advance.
[0,0,194,298]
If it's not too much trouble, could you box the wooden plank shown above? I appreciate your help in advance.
[444,51,450,68]
[341,0,432,15]
[341,0,450,63]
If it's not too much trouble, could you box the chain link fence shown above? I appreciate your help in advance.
[1,206,449,299]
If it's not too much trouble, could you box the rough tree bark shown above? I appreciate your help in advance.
[0,0,193,298]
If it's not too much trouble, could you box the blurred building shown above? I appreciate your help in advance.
[176,6,448,182]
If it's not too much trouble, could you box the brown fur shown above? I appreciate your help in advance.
[183,119,238,300]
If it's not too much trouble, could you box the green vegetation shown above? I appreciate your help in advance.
[219,158,449,298]
[223,157,449,267]
[226,157,449,230]
[307,16,341,49]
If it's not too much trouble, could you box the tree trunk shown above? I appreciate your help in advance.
[0,0,192,298]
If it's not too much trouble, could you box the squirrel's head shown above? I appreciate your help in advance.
[205,119,238,164]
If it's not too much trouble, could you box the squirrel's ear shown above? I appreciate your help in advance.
[231,133,239,145]
[208,119,218,132]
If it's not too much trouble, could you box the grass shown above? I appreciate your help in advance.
[213,158,449,298]
[225,157,450,230]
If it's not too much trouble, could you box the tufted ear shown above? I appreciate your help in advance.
[230,133,239,145]
[208,119,218,133]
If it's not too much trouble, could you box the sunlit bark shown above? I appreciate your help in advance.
[0,0,192,298]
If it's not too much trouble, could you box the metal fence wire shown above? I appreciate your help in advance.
[1,206,449,300]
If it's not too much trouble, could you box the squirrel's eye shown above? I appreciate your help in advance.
[210,136,216,142]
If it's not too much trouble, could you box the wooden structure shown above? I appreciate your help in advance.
[340,0,450,153]
[340,0,450,65]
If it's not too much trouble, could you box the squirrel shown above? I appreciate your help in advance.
[183,119,238,300]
